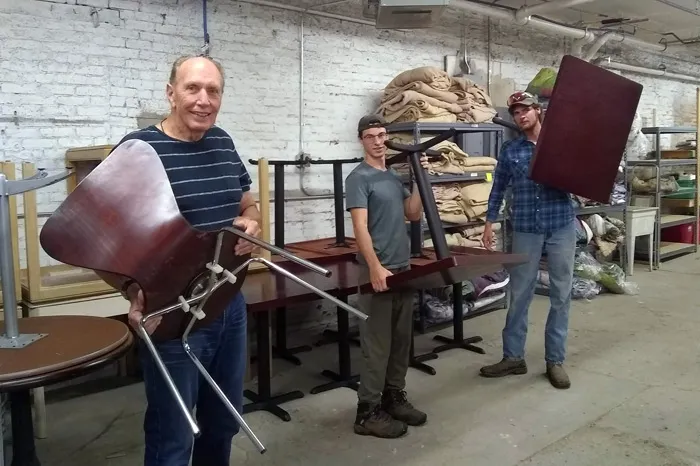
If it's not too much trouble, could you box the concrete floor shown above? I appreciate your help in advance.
[31,252,700,466]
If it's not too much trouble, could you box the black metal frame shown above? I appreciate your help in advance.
[248,156,364,396]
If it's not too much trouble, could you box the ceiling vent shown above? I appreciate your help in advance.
[369,0,450,29]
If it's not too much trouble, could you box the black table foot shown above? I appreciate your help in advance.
[245,310,305,422]
[9,389,41,466]
[242,388,304,422]
[309,371,360,394]
[310,299,360,395]
[432,335,485,354]
[410,352,438,375]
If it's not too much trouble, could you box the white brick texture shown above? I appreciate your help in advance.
[0,0,698,276]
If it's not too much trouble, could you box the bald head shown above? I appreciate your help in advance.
[164,55,226,140]
[169,55,225,93]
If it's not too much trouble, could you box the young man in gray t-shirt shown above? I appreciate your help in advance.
[345,114,428,439]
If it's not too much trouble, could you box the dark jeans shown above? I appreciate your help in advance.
[139,291,247,466]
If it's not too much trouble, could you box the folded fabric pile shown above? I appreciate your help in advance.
[429,180,494,225]
[581,214,625,263]
[423,221,502,249]
[386,133,497,177]
[629,165,680,195]
[449,76,498,123]
[377,66,497,124]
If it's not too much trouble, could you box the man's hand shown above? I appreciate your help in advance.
[233,216,261,256]
[419,154,430,170]
[127,288,162,335]
[370,264,393,292]
[482,222,495,251]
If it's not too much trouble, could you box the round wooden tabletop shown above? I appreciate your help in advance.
[0,315,133,390]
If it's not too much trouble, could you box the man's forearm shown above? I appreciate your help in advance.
[405,183,423,220]
[240,203,262,224]
[354,227,382,270]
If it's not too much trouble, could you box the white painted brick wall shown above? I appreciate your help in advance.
[0,0,698,329]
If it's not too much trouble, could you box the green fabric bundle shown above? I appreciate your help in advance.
[526,67,558,99]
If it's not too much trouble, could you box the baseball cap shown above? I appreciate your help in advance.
[507,91,538,111]
[357,114,387,135]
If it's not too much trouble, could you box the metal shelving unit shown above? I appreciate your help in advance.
[626,124,699,266]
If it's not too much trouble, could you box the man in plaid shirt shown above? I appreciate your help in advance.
[480,91,575,389]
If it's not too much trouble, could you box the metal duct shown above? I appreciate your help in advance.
[450,0,689,55]
[514,0,598,25]
[595,58,700,85]
[583,31,623,61]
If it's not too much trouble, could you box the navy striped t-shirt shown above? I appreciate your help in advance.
[114,125,252,231]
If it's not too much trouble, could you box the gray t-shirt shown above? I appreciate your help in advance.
[345,161,411,270]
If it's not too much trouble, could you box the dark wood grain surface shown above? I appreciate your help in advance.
[0,316,132,390]
[38,139,251,342]
[529,55,643,203]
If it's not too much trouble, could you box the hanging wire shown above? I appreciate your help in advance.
[201,0,211,56]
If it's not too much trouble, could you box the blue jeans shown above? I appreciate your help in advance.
[503,221,575,364]
[139,292,247,466]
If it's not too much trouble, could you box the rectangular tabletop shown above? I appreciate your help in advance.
[242,239,528,308]
[529,55,643,203]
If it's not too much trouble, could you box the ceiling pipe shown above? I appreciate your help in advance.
[450,0,691,55]
[514,0,598,26]
[594,58,700,85]
[237,0,696,62]
[582,31,623,61]
[451,0,594,41]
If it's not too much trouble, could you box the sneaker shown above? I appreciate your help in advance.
[479,358,528,378]
[546,363,571,389]
[353,402,408,438]
[382,389,427,426]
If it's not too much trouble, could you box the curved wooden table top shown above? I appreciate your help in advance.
[0,315,133,391]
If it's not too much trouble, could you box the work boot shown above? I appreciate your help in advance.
[354,402,408,438]
[546,362,571,389]
[382,389,427,426]
[479,358,528,378]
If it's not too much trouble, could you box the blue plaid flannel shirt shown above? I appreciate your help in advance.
[486,136,574,234]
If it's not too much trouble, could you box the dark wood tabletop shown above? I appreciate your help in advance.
[0,316,134,391]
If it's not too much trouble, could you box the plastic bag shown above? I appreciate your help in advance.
[574,251,638,295]
[599,262,639,295]
[572,277,602,300]
[573,250,603,281]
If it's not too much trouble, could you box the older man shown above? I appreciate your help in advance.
[480,91,575,389]
[114,55,261,466]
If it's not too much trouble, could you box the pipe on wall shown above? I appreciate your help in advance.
[595,58,700,85]
[514,0,598,25]
[582,31,623,61]
[449,0,691,56]
[237,0,694,60]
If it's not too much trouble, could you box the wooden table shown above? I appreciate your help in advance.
[0,316,134,466]
[240,253,361,421]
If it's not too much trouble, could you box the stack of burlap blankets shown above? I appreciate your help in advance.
[432,181,493,225]
[424,222,503,250]
[386,135,497,177]
[376,66,497,124]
